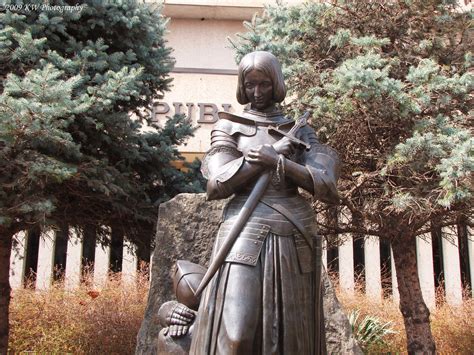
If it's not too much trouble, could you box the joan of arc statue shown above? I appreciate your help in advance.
[187,51,340,355]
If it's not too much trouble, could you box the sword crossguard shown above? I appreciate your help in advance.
[267,112,311,151]
[267,127,311,151]
[288,112,309,135]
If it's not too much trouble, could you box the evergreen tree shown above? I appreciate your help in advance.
[0,1,201,351]
[232,0,472,352]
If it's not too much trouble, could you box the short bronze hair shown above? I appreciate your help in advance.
[236,51,286,105]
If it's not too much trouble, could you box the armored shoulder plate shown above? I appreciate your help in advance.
[213,118,257,137]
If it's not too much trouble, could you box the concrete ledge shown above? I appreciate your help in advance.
[162,3,262,20]
[158,0,306,20]
[172,67,238,75]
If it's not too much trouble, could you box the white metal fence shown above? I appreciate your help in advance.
[9,224,473,308]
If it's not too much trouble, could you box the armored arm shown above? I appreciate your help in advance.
[280,126,340,203]
[201,120,264,200]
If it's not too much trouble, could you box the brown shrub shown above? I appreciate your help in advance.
[9,270,149,354]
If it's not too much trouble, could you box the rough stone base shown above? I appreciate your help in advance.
[136,193,361,354]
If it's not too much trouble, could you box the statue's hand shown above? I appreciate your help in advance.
[246,144,279,167]
[166,303,196,326]
[273,137,296,158]
[164,324,190,338]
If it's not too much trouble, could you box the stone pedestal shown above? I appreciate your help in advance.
[136,193,361,354]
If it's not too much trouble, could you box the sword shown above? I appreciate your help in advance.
[267,126,311,151]
[194,112,310,297]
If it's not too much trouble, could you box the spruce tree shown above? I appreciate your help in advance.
[0,1,202,351]
[232,0,473,352]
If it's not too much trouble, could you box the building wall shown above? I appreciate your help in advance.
[154,72,239,157]
[155,16,245,159]
[167,18,242,71]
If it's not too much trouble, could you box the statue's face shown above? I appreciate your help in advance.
[244,69,273,110]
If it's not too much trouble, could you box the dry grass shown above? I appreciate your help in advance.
[338,287,407,353]
[336,282,474,354]
[8,268,473,354]
[9,270,149,354]
[430,289,474,354]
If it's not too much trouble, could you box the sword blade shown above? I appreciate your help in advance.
[194,171,272,297]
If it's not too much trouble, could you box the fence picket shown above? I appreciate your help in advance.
[122,241,138,284]
[416,234,436,309]
[322,238,327,270]
[65,230,82,290]
[36,230,55,290]
[442,227,463,305]
[339,235,355,294]
[365,236,382,301]
[8,220,473,306]
[468,225,474,298]
[391,247,399,303]
[94,242,111,289]
[9,232,26,289]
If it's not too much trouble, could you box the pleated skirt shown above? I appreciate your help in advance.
[189,233,324,355]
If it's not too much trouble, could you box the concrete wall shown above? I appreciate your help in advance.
[153,72,239,154]
[161,1,256,156]
[167,18,243,71]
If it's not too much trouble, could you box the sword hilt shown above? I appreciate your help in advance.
[268,112,311,150]
[288,111,309,136]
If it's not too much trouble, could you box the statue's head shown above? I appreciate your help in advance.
[236,51,286,111]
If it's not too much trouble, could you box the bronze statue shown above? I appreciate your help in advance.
[181,51,340,354]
